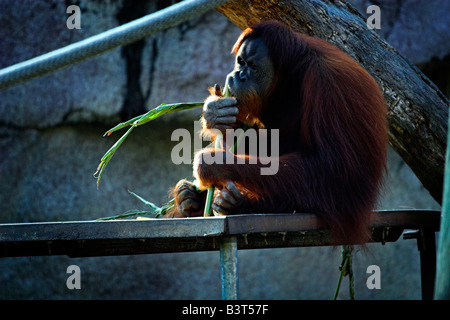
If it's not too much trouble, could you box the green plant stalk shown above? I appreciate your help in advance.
[333,245,355,300]
[203,85,232,216]
[96,86,243,218]
[96,209,156,221]
[94,102,203,188]
[97,191,175,220]
[333,253,349,300]
[203,131,223,216]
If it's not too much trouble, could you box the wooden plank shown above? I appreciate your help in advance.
[0,237,221,258]
[0,210,440,258]
[226,210,440,235]
[225,213,325,235]
[371,210,441,230]
[0,228,402,258]
[0,216,226,242]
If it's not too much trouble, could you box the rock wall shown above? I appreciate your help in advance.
[0,0,447,299]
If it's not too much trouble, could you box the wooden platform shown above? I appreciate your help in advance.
[0,210,441,299]
[0,210,439,257]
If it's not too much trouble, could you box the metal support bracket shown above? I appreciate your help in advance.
[403,228,437,300]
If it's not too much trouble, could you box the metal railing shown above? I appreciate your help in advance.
[0,0,230,90]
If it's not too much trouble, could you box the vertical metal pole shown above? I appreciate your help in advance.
[417,228,437,300]
[220,236,239,300]
[435,113,450,299]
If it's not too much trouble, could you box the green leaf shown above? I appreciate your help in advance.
[96,209,156,221]
[104,102,203,136]
[95,102,203,188]
[128,190,161,212]
[96,192,176,220]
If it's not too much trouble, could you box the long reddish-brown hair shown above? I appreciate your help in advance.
[173,21,388,244]
[229,21,388,243]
